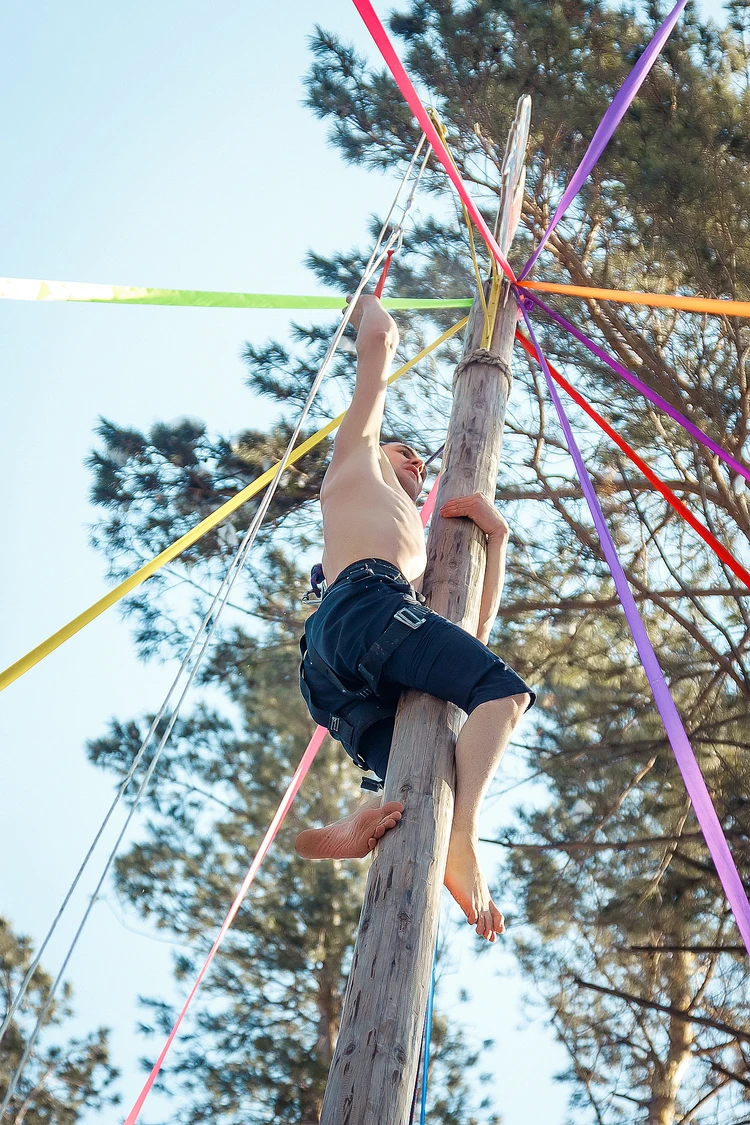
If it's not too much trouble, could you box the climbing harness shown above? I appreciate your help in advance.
[299,561,432,783]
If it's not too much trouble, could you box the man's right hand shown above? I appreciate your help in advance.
[345,294,399,351]
[440,493,509,540]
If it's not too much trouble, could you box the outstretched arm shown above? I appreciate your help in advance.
[328,295,399,469]
[440,493,510,645]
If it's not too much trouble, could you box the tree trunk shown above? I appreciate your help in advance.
[646,950,696,1125]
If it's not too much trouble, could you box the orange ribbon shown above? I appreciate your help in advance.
[519,280,750,319]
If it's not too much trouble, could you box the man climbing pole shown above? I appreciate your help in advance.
[296,293,534,942]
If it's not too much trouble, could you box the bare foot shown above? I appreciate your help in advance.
[444,834,505,942]
[295,800,404,861]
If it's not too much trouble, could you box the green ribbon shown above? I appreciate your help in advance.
[0,277,472,310]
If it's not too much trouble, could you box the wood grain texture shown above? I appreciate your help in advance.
[319,288,517,1125]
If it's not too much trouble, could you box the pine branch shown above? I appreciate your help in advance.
[496,588,740,614]
[706,1059,750,1090]
[479,832,749,853]
[572,978,750,1042]
[615,945,747,955]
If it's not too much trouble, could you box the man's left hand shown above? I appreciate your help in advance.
[440,493,509,539]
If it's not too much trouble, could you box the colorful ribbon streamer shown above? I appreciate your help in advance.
[418,937,438,1125]
[0,319,467,695]
[123,724,328,1125]
[0,276,471,310]
[514,329,750,589]
[520,0,688,279]
[518,298,750,955]
[351,0,515,282]
[7,275,750,319]
[520,279,750,319]
[525,291,750,487]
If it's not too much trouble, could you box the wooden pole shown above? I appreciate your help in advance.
[320,96,532,1125]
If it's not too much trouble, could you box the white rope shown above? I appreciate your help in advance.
[0,137,432,1119]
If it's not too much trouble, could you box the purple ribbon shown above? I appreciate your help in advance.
[526,290,750,486]
[520,0,688,281]
[517,295,750,955]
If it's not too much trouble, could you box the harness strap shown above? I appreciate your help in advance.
[357,600,432,693]
[299,576,434,778]
[304,637,372,699]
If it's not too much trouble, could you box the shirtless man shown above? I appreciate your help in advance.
[296,294,534,942]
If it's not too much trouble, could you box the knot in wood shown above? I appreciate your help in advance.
[454,347,512,389]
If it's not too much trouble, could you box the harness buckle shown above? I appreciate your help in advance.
[361,776,384,793]
[393,603,428,630]
[348,563,374,582]
[330,715,340,734]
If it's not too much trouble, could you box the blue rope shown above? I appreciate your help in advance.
[419,935,439,1125]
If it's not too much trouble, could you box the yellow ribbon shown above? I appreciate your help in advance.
[0,319,467,694]
[427,109,501,348]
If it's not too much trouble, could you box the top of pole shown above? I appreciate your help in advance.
[495,95,532,258]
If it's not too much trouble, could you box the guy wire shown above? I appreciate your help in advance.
[0,136,433,1117]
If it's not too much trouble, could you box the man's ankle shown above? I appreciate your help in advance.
[449,822,479,846]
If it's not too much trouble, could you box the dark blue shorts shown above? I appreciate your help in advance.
[303,559,534,780]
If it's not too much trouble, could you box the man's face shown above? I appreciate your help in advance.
[381,442,426,501]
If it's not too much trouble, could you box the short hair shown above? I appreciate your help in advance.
[380,437,422,456]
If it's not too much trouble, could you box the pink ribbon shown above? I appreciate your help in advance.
[123,724,327,1124]
[124,476,442,1122]
[352,0,515,283]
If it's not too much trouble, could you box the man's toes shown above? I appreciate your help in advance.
[490,902,506,935]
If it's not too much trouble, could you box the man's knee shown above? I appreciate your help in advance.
[472,692,531,724]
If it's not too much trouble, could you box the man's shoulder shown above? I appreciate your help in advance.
[324,441,384,490]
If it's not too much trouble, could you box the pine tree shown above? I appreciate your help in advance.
[0,918,119,1123]
[85,1,750,1120]
[296,4,750,1121]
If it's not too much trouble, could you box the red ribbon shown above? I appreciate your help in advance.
[515,329,750,590]
[374,249,395,298]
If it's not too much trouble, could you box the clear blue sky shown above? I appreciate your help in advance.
[0,1,726,1121]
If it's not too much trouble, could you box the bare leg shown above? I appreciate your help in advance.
[444,694,530,941]
[295,797,404,861]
